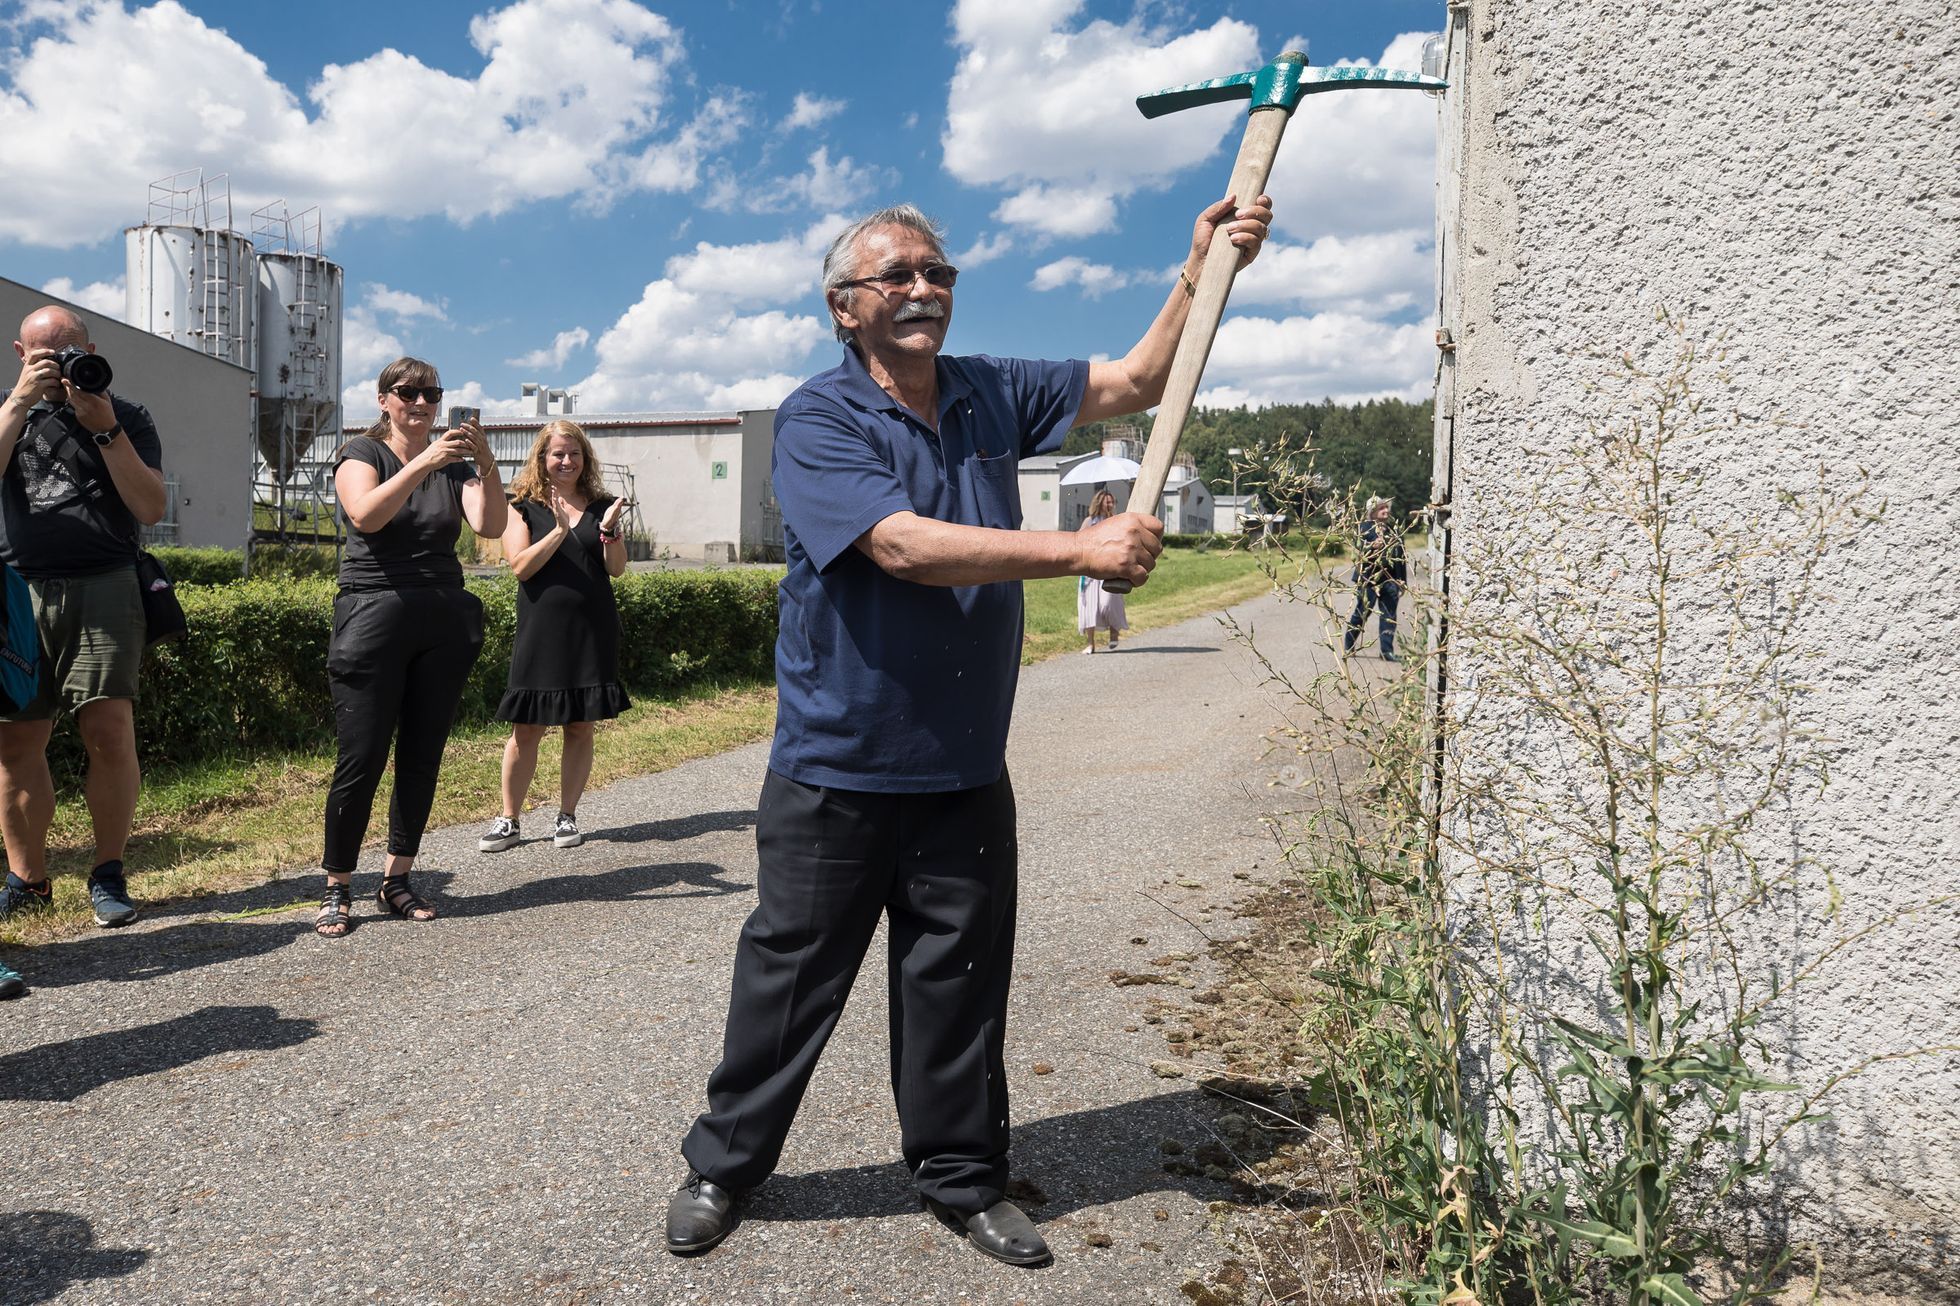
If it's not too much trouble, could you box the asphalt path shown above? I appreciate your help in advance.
[0,587,1343,1305]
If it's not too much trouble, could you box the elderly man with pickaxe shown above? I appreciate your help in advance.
[666,46,1438,1267]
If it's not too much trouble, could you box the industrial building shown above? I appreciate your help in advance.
[458,389,781,563]
[5,169,341,558]
[1017,435,1215,536]
[0,271,252,550]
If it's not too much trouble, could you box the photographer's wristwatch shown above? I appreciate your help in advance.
[90,424,123,447]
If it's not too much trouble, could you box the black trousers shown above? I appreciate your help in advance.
[682,768,1019,1214]
[322,588,484,874]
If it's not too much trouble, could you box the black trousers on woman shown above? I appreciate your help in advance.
[682,767,1019,1215]
[322,587,484,874]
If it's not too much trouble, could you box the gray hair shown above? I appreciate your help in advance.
[820,204,949,345]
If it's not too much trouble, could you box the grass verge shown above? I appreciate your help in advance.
[2,544,1285,942]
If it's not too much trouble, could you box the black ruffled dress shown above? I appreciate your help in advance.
[496,497,631,725]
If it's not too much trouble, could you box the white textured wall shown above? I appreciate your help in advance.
[588,423,750,559]
[1438,0,1958,1285]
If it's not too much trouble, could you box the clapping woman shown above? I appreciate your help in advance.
[1076,487,1129,654]
[317,358,505,937]
[477,420,629,854]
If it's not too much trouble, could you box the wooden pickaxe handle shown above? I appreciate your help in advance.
[1105,108,1289,593]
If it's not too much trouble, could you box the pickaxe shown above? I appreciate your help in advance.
[1107,48,1445,591]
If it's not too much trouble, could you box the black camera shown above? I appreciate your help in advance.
[52,345,112,394]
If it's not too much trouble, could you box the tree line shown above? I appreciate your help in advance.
[1061,397,1434,527]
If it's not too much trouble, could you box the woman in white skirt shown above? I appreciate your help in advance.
[1077,488,1129,653]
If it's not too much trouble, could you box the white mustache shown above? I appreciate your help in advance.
[894,301,944,323]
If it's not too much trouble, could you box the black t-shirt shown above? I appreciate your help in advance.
[0,395,165,578]
[334,435,477,592]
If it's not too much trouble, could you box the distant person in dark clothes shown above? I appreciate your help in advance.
[667,191,1271,1267]
[1343,495,1406,662]
[315,357,506,938]
[0,305,167,950]
[478,419,630,855]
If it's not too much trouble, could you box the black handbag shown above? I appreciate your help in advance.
[134,549,187,646]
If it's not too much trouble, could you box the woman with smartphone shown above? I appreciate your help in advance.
[477,419,630,854]
[315,357,506,938]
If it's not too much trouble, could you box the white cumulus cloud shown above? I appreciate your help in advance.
[365,285,449,323]
[40,275,127,321]
[1196,311,1435,407]
[506,326,592,370]
[1264,34,1445,241]
[781,91,844,131]
[1230,230,1434,316]
[571,218,841,411]
[942,0,1261,239]
[955,231,1014,268]
[0,0,730,248]
[1030,257,1136,298]
[707,146,891,214]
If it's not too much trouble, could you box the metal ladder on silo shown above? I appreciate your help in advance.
[197,227,232,363]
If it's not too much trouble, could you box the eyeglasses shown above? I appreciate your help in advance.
[387,384,444,404]
[837,263,959,293]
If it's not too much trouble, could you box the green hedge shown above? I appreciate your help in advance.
[151,545,340,587]
[150,546,246,587]
[42,570,783,776]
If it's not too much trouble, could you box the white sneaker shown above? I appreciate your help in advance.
[553,812,584,848]
[478,816,520,852]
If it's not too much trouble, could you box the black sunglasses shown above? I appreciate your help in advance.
[387,384,444,404]
[839,263,959,293]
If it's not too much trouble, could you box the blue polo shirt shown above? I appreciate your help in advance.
[769,347,1089,793]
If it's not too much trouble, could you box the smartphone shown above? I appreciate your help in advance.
[446,405,482,428]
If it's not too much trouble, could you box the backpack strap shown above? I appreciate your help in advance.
[32,407,141,552]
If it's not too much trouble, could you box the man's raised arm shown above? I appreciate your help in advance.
[1076,193,1272,426]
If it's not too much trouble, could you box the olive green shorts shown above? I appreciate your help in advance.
[0,566,145,722]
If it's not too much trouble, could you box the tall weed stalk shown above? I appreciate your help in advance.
[1234,314,1909,1304]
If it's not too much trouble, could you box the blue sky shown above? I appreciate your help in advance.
[0,0,1445,418]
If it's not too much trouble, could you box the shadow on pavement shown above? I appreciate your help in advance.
[1098,646,1221,655]
[598,808,758,846]
[11,915,313,990]
[0,1211,148,1304]
[0,1004,319,1102]
[16,856,750,988]
[443,859,750,917]
[750,1087,1234,1225]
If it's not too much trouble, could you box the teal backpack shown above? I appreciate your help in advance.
[0,561,38,712]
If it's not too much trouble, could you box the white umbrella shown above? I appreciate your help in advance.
[1060,454,1143,487]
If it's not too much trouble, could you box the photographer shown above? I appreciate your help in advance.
[0,306,167,955]
[314,357,505,938]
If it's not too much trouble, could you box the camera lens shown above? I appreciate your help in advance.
[54,346,113,394]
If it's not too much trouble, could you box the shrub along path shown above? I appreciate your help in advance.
[0,586,1338,1305]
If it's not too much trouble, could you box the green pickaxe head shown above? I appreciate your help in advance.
[1137,46,1446,119]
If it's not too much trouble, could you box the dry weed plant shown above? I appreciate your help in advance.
[1212,313,1939,1305]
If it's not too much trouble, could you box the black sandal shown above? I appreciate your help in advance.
[315,883,352,937]
[376,875,438,921]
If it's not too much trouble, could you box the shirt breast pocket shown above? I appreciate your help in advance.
[968,451,1021,532]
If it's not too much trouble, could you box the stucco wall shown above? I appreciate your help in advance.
[1437,0,1957,1284]
[587,420,751,560]
[1,277,253,549]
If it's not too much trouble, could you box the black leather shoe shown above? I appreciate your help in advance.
[925,1197,1052,1266]
[666,1172,738,1254]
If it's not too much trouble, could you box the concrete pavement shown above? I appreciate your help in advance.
[0,588,1339,1305]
